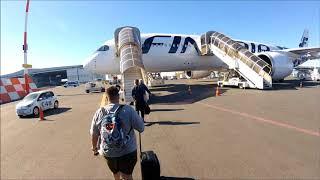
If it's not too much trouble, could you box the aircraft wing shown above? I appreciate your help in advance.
[276,47,320,60]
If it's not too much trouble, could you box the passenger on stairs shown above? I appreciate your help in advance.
[132,79,147,122]
[139,79,151,95]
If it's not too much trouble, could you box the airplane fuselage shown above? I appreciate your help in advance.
[84,33,287,75]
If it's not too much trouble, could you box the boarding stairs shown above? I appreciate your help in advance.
[200,31,273,89]
[115,27,145,103]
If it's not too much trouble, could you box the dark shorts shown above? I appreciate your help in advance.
[104,150,137,175]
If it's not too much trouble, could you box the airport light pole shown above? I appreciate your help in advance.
[23,0,31,94]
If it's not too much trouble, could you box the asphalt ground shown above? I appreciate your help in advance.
[1,79,320,179]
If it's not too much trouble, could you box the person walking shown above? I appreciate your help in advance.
[139,79,151,114]
[90,86,144,180]
[139,79,151,95]
[132,79,147,122]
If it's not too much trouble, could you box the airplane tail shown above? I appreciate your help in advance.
[298,29,309,47]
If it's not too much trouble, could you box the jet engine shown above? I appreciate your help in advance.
[185,70,211,79]
[257,52,293,80]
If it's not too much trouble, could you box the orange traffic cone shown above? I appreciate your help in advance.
[39,107,45,121]
[188,86,192,95]
[216,86,220,96]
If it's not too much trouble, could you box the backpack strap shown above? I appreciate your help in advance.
[114,104,125,116]
[115,105,133,136]
[100,107,108,116]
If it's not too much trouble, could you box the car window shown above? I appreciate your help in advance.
[38,93,46,100]
[46,92,53,98]
[24,93,38,101]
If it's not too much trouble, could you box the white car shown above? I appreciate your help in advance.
[63,81,79,88]
[85,82,105,93]
[16,90,59,117]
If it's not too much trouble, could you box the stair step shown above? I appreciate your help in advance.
[123,67,142,103]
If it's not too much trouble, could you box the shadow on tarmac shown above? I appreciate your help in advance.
[271,79,320,90]
[151,108,184,112]
[57,93,91,97]
[44,107,72,117]
[18,107,72,119]
[161,176,195,180]
[145,120,200,127]
[149,83,227,105]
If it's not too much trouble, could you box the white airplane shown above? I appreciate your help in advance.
[83,28,320,84]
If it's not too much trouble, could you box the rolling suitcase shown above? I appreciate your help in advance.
[139,133,161,180]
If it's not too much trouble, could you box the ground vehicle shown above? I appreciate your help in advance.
[16,90,59,117]
[169,75,177,80]
[217,70,254,89]
[63,81,79,88]
[311,68,320,81]
[85,81,105,93]
[217,77,251,89]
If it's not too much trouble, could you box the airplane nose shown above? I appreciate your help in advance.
[83,53,99,73]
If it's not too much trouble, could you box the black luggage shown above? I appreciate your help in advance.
[144,104,151,115]
[139,133,160,180]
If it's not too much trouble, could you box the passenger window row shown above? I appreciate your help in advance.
[142,44,192,47]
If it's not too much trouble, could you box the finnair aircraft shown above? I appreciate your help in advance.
[83,28,320,83]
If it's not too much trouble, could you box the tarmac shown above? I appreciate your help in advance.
[1,78,320,179]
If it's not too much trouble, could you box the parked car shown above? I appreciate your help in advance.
[85,81,105,93]
[63,81,79,88]
[16,90,59,117]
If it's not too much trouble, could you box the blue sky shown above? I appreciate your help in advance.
[1,1,319,75]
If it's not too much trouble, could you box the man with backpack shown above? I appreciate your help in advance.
[90,86,145,180]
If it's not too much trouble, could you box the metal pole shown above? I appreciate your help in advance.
[23,0,30,94]
[77,67,79,82]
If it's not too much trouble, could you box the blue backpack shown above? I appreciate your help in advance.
[99,105,132,151]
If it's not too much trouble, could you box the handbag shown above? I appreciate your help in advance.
[144,104,151,115]
[143,92,149,102]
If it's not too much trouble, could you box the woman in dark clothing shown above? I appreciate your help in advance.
[139,79,151,95]
[132,79,146,122]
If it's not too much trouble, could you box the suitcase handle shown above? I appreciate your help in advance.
[139,132,142,157]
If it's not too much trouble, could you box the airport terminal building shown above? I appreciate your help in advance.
[1,65,104,87]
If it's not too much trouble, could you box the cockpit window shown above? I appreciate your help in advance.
[97,45,109,51]
[276,46,288,50]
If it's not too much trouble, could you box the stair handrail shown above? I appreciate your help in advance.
[208,31,272,83]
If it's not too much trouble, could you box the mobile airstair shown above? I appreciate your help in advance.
[200,31,273,89]
[115,27,145,102]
